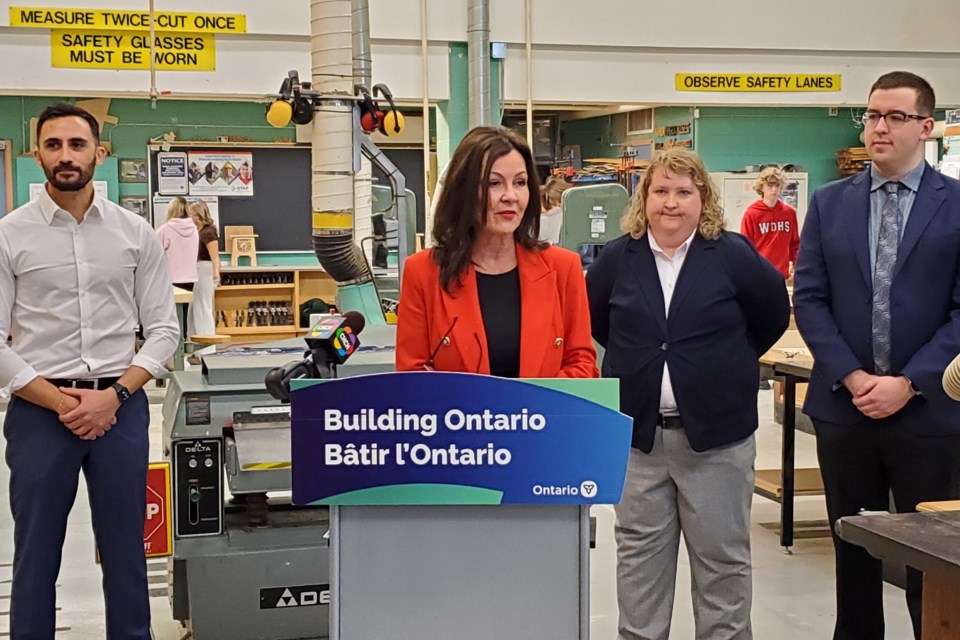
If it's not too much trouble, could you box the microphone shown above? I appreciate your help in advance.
[305,311,365,365]
[264,359,313,402]
[263,311,367,401]
[943,352,960,400]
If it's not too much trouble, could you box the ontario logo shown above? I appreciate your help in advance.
[531,480,599,498]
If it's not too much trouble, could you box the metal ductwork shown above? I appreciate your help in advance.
[467,0,491,127]
[309,0,372,285]
[351,0,375,272]
[352,0,371,88]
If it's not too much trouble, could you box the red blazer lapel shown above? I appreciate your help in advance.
[439,265,490,375]
[517,247,557,377]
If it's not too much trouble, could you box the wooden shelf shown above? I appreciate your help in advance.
[217,283,294,291]
[219,326,299,335]
[213,266,338,344]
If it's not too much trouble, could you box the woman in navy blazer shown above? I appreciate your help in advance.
[587,148,788,640]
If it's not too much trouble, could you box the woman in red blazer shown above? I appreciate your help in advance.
[396,126,597,378]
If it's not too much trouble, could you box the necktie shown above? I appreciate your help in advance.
[872,181,900,375]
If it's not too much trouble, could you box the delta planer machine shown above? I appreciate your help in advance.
[161,316,395,640]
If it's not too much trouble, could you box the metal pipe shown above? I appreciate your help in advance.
[360,137,408,281]
[525,0,533,149]
[352,0,374,268]
[467,0,490,128]
[351,0,372,90]
[148,0,158,107]
[310,0,372,284]
[420,0,432,252]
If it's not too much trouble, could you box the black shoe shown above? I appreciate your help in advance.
[759,380,772,390]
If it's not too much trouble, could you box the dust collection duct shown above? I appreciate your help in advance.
[308,0,372,287]
[467,0,491,127]
[267,0,411,322]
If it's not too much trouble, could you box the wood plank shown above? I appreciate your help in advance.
[755,468,824,498]
[918,501,960,513]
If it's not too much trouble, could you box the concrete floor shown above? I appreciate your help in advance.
[0,383,915,639]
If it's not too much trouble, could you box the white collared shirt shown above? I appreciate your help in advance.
[648,230,697,415]
[0,187,180,390]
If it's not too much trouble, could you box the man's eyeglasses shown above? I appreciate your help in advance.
[861,111,929,128]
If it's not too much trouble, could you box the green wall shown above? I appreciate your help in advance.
[0,96,295,202]
[695,107,863,193]
[436,41,501,173]
[560,114,617,160]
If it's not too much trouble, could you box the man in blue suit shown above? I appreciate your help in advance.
[794,71,960,640]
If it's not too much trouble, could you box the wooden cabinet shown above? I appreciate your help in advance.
[214,265,337,342]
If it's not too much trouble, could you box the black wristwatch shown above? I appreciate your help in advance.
[111,382,131,403]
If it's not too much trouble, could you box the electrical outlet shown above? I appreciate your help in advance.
[828,107,839,117]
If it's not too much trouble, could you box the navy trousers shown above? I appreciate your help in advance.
[3,390,151,640]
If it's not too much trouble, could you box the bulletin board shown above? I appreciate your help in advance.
[148,145,425,251]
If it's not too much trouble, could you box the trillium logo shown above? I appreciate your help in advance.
[580,480,598,498]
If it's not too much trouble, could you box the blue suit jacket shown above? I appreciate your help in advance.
[587,232,789,453]
[793,165,960,434]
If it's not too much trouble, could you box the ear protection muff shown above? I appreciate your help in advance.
[373,83,405,137]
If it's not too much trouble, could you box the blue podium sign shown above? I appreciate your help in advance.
[291,373,631,506]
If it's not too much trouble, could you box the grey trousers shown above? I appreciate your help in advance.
[615,428,755,640]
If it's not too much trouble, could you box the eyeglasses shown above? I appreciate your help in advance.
[425,317,459,371]
[423,318,484,374]
[861,111,929,128]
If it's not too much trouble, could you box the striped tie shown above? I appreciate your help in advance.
[871,181,900,375]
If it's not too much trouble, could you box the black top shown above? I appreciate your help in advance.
[197,224,219,261]
[476,267,521,378]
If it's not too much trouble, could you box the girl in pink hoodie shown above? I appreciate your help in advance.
[156,196,200,290]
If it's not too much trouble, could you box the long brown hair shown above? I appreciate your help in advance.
[432,126,544,293]
[188,200,215,227]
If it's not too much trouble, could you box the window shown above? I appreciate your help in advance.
[627,108,654,135]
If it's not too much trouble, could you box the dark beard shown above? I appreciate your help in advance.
[44,164,93,192]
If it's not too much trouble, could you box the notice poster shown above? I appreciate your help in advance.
[187,151,253,197]
[158,152,188,195]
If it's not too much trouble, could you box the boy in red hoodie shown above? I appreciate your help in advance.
[741,167,798,389]
[740,166,799,280]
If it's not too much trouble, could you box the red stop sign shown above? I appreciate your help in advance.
[144,462,172,557]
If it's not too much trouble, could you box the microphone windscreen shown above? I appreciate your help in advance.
[943,352,960,400]
[342,311,366,335]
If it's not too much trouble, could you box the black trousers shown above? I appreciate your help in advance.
[813,415,960,640]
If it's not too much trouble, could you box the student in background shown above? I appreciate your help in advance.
[740,167,799,280]
[538,175,570,245]
[187,200,220,342]
[156,196,200,292]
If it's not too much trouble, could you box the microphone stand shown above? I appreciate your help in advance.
[264,347,337,402]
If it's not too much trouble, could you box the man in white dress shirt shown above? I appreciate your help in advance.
[0,103,179,639]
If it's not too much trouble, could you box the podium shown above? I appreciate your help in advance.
[291,373,632,640]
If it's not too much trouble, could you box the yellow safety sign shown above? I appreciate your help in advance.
[51,29,216,71]
[675,73,841,92]
[11,6,246,33]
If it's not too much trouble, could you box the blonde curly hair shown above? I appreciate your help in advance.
[753,166,785,196]
[621,148,725,240]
